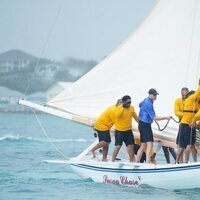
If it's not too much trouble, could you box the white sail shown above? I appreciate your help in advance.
[47,0,200,137]
[19,0,200,142]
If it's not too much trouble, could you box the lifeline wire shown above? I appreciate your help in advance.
[31,108,69,160]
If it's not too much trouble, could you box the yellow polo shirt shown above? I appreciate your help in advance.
[94,105,116,131]
[114,104,138,131]
[181,86,200,124]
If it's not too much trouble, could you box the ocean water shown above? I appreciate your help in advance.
[1,113,200,200]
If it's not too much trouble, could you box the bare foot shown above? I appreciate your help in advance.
[88,150,96,158]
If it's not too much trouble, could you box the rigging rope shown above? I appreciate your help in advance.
[154,117,180,131]
[31,108,69,160]
[24,0,64,95]
[171,116,180,124]
[154,119,170,131]
[184,0,198,86]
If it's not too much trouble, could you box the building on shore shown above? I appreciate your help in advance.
[0,49,36,72]
[0,86,26,112]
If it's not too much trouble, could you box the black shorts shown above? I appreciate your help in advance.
[178,124,196,148]
[115,129,135,146]
[176,124,182,145]
[95,129,111,143]
[138,121,154,143]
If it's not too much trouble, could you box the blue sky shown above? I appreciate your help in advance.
[0,0,155,61]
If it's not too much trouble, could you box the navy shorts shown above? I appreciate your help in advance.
[176,124,182,145]
[115,129,135,146]
[178,124,196,148]
[138,121,154,143]
[95,129,111,143]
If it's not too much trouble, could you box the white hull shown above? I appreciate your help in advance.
[70,161,200,189]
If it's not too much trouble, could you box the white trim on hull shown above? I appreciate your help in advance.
[70,161,200,190]
[45,158,200,189]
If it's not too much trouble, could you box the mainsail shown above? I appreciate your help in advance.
[20,0,200,144]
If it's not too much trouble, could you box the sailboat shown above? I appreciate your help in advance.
[19,0,200,189]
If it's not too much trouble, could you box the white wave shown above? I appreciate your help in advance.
[0,134,90,143]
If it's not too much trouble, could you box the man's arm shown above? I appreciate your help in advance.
[131,106,139,123]
[153,116,172,121]
[174,99,183,119]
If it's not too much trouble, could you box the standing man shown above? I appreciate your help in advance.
[112,95,139,162]
[174,87,189,163]
[174,87,189,144]
[136,88,171,163]
[89,100,121,161]
[176,82,200,163]
[174,87,189,121]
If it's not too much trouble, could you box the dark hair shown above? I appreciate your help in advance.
[122,95,131,102]
[181,87,189,92]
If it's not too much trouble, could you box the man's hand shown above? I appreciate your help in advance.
[165,116,172,120]
[189,122,196,128]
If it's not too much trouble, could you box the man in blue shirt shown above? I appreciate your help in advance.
[136,88,171,163]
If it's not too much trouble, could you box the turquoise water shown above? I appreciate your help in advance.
[1,113,200,200]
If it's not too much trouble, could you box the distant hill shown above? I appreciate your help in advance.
[0,49,36,61]
[0,50,97,94]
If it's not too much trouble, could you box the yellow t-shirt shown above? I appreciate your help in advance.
[181,86,200,124]
[114,104,138,131]
[94,105,116,131]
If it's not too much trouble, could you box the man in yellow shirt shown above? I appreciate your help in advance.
[174,87,189,121]
[112,95,139,162]
[88,101,120,161]
[174,87,189,163]
[176,83,200,163]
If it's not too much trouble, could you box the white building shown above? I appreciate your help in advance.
[46,81,73,102]
[0,49,35,72]
[0,87,24,104]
